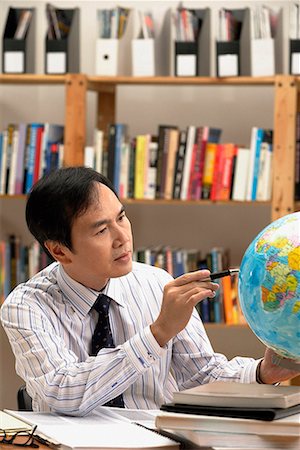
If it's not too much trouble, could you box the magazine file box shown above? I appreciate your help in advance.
[290,40,300,75]
[95,39,118,75]
[95,9,139,75]
[216,41,240,77]
[131,38,155,76]
[175,41,198,76]
[45,8,80,74]
[250,39,274,76]
[2,7,35,74]
[167,8,210,77]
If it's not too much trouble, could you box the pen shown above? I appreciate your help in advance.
[204,268,240,281]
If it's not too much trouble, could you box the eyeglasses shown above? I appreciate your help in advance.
[0,426,39,447]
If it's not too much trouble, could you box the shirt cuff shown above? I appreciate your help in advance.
[123,325,167,373]
[240,359,260,383]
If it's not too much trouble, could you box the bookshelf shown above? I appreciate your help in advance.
[0,73,300,409]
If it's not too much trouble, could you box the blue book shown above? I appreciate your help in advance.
[113,124,126,195]
[25,123,43,193]
[251,128,264,200]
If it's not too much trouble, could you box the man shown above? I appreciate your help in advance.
[1,167,298,415]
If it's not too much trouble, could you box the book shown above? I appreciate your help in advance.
[156,125,177,199]
[231,147,251,201]
[180,125,196,200]
[216,143,237,200]
[145,139,158,200]
[172,130,187,199]
[246,127,264,201]
[170,427,300,450]
[157,409,300,434]
[172,382,300,409]
[14,9,33,40]
[201,142,218,200]
[134,134,149,199]
[7,127,19,195]
[5,409,179,450]
[14,123,27,195]
[164,129,179,200]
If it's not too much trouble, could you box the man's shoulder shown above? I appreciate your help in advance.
[2,261,60,307]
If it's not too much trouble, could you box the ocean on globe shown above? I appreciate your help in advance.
[238,211,300,361]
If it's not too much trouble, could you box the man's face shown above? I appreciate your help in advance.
[63,183,133,290]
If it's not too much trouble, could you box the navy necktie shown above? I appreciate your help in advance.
[90,293,125,408]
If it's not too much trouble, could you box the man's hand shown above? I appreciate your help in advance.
[150,269,218,347]
[258,347,300,384]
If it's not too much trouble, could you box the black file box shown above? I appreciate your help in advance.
[2,7,35,73]
[216,9,245,77]
[216,41,240,77]
[290,40,300,75]
[175,41,198,76]
[45,8,80,74]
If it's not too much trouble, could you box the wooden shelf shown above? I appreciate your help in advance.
[0,74,66,85]
[87,75,276,90]
[0,194,272,206]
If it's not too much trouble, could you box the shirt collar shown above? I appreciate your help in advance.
[57,265,125,317]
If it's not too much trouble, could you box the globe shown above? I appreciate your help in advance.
[238,211,300,361]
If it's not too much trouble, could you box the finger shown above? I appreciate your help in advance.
[179,280,219,295]
[180,286,217,305]
[173,269,211,287]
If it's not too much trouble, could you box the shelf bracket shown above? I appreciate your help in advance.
[64,73,87,166]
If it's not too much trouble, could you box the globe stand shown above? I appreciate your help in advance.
[272,354,300,372]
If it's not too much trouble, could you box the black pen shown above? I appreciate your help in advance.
[203,268,239,281]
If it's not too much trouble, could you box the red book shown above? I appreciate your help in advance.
[33,126,44,184]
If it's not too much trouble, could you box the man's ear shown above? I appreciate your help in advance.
[44,241,73,264]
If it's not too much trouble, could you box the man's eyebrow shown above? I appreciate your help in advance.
[90,205,125,229]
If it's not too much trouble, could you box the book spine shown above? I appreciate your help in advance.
[180,126,196,200]
[173,130,187,199]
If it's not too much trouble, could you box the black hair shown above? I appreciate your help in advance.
[25,167,118,258]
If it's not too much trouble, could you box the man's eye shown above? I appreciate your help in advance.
[119,213,126,221]
[97,228,107,234]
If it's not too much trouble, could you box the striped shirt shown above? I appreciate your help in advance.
[1,261,258,416]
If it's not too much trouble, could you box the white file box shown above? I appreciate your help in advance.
[251,38,274,76]
[131,38,155,76]
[95,39,118,75]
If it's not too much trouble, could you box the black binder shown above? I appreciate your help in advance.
[160,402,300,421]
[2,7,35,74]
[45,7,80,74]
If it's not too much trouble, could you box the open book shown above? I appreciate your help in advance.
[172,381,300,408]
[5,409,179,450]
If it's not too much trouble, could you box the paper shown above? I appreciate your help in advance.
[218,54,238,77]
[4,51,24,73]
[176,54,196,76]
[291,53,300,75]
[0,411,32,433]
[5,409,178,449]
[46,52,66,74]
